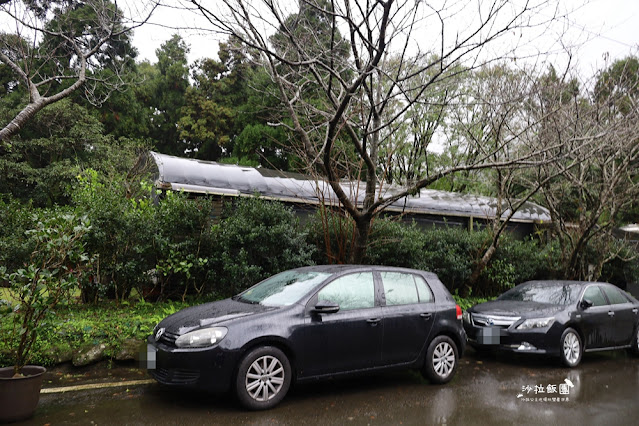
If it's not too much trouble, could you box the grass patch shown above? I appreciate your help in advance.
[0,299,191,367]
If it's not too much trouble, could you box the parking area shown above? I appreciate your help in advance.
[22,348,639,425]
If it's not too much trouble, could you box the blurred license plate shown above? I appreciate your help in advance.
[478,326,501,345]
[144,344,157,369]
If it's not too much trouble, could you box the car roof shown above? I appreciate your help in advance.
[519,280,612,288]
[291,264,439,279]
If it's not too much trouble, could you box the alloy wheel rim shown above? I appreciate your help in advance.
[563,332,580,364]
[245,355,285,401]
[433,341,455,377]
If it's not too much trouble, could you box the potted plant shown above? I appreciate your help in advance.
[0,212,90,423]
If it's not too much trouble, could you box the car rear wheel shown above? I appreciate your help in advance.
[422,336,458,384]
[560,328,582,367]
[235,346,291,410]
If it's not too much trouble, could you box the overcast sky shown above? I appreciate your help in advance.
[127,0,638,78]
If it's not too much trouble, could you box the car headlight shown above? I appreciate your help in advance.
[175,327,228,348]
[462,311,471,323]
[516,317,555,330]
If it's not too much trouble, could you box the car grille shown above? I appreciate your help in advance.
[471,313,520,328]
[152,368,200,385]
[159,331,179,346]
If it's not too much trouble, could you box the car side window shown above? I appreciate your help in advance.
[381,272,420,306]
[602,286,629,305]
[415,276,434,303]
[582,286,607,306]
[317,272,375,311]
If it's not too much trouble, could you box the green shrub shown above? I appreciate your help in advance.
[600,240,639,289]
[306,211,428,267]
[212,197,316,296]
[72,170,220,302]
[484,235,562,293]
[364,218,427,268]
[152,191,217,300]
[420,227,490,294]
[0,195,39,273]
[305,207,356,264]
[453,293,491,312]
[72,170,157,301]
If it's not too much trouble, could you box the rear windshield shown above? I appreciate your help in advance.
[497,282,582,305]
[235,270,332,306]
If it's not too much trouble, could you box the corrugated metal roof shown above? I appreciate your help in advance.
[149,152,551,223]
[620,224,639,234]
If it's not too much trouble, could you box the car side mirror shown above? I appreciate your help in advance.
[580,298,593,310]
[313,301,340,314]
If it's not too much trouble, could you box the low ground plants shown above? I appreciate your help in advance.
[0,299,190,367]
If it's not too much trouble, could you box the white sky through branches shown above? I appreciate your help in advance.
[127,0,638,78]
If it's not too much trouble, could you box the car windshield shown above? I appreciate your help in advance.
[235,270,332,306]
[497,282,582,305]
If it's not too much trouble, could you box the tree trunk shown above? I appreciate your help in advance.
[468,244,497,288]
[350,215,371,264]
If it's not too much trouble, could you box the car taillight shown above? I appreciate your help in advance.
[456,304,463,321]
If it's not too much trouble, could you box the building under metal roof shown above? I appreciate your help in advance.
[615,224,639,244]
[149,152,551,231]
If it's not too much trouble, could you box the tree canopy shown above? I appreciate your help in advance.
[1,0,637,284]
[0,0,158,142]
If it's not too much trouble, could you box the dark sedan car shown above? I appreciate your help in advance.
[464,280,639,367]
[147,265,466,409]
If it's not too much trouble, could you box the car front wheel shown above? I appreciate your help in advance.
[235,346,292,410]
[560,328,582,367]
[422,335,458,384]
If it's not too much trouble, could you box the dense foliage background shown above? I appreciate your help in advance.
[2,184,637,302]
[1,0,637,368]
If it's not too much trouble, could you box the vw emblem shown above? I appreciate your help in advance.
[155,327,165,341]
[487,319,494,326]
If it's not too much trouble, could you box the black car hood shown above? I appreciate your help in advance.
[158,298,276,335]
[470,300,565,318]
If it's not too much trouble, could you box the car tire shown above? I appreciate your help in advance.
[422,336,458,384]
[628,324,639,357]
[560,328,582,367]
[235,346,292,410]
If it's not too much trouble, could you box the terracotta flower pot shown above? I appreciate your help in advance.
[0,365,47,423]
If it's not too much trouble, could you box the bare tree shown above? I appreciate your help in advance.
[191,0,584,263]
[536,60,639,281]
[378,54,455,186]
[446,65,537,284]
[0,0,159,142]
[438,64,577,286]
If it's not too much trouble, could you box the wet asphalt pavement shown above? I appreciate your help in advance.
[17,348,639,425]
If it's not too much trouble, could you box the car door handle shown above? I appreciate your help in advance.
[608,311,615,317]
[420,313,433,320]
[366,318,381,325]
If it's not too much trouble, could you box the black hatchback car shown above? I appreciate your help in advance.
[147,265,466,409]
[464,280,639,367]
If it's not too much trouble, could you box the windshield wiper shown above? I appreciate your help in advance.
[233,295,259,304]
